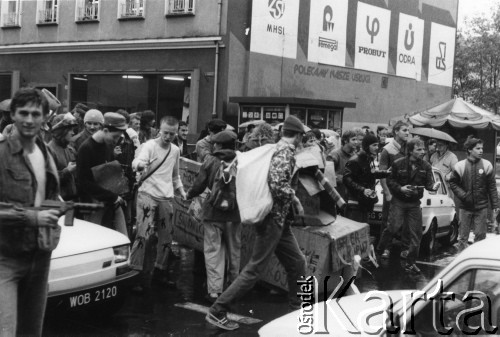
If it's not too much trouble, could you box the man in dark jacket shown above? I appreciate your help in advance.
[186,130,241,303]
[343,134,389,224]
[378,138,437,273]
[449,137,498,251]
[0,88,61,336]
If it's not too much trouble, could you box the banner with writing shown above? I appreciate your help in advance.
[428,22,456,87]
[250,0,300,59]
[307,0,348,67]
[396,13,424,81]
[354,2,391,73]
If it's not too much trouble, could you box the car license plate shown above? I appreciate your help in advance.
[68,285,118,308]
[367,211,382,221]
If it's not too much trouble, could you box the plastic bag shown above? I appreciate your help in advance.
[236,144,277,224]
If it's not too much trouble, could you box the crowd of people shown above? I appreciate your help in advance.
[0,87,498,333]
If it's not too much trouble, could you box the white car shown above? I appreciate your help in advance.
[47,217,138,314]
[259,235,500,336]
[367,167,458,254]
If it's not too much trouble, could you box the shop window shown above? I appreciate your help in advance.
[307,109,327,129]
[165,0,195,16]
[118,0,145,19]
[290,108,306,125]
[75,0,99,22]
[1,0,21,28]
[240,106,261,124]
[70,73,189,122]
[37,0,58,24]
[263,107,285,125]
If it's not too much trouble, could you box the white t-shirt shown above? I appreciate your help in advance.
[27,144,46,207]
[132,140,182,200]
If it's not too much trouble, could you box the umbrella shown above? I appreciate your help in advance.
[410,128,457,143]
[238,120,266,128]
[0,99,11,112]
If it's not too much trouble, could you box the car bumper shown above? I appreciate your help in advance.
[47,267,139,312]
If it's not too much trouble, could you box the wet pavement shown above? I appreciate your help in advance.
[43,233,498,336]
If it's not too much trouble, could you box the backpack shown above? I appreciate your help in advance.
[235,144,277,224]
[208,159,237,211]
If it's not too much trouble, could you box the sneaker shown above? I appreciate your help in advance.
[404,263,421,274]
[381,249,390,259]
[205,293,219,304]
[400,250,409,259]
[205,311,239,330]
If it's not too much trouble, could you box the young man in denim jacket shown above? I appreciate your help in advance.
[0,88,60,336]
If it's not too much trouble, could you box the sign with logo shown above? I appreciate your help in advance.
[307,0,348,67]
[396,13,424,80]
[428,22,456,87]
[250,0,300,59]
[354,2,391,73]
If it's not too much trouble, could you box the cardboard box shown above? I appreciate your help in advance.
[173,157,370,292]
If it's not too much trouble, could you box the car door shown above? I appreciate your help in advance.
[410,267,500,336]
[425,170,453,232]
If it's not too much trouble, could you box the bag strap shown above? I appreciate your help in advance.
[137,145,172,187]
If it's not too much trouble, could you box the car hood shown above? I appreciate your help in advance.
[51,216,130,259]
[259,290,411,337]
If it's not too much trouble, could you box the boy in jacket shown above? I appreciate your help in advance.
[378,138,437,273]
[186,130,241,303]
[449,137,498,251]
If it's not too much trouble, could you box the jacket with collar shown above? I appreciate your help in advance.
[449,157,498,211]
[0,132,60,254]
[388,156,434,203]
[343,150,389,206]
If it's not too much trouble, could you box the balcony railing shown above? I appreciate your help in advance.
[167,0,194,15]
[120,0,144,18]
[39,8,57,23]
[2,12,20,26]
[76,3,99,21]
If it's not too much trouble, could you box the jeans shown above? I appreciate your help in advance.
[458,208,488,251]
[203,221,242,294]
[0,250,51,337]
[210,214,307,313]
[378,199,421,264]
[130,192,173,276]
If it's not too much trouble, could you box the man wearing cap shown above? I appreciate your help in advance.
[71,108,104,152]
[195,119,227,163]
[0,88,61,336]
[186,130,241,303]
[76,112,128,235]
[343,134,390,224]
[206,116,307,331]
[130,116,186,292]
[48,113,79,200]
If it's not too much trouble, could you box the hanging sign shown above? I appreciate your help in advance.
[307,0,348,67]
[396,13,424,81]
[250,0,300,59]
[428,22,456,87]
[354,2,391,74]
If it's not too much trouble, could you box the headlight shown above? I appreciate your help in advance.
[113,245,130,264]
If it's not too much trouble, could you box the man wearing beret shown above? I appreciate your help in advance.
[186,130,241,303]
[76,112,128,235]
[71,108,104,152]
[206,116,307,330]
[195,119,227,163]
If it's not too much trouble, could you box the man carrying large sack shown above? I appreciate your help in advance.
[205,116,307,331]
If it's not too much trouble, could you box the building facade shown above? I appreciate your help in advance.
[0,0,458,135]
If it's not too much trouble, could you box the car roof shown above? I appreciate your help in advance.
[456,235,500,261]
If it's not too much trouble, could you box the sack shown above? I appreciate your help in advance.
[236,144,277,224]
[37,225,62,252]
[91,160,129,195]
[208,161,237,211]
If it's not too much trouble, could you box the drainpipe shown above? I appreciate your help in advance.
[212,0,222,118]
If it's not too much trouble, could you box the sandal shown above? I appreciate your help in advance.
[205,312,239,330]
